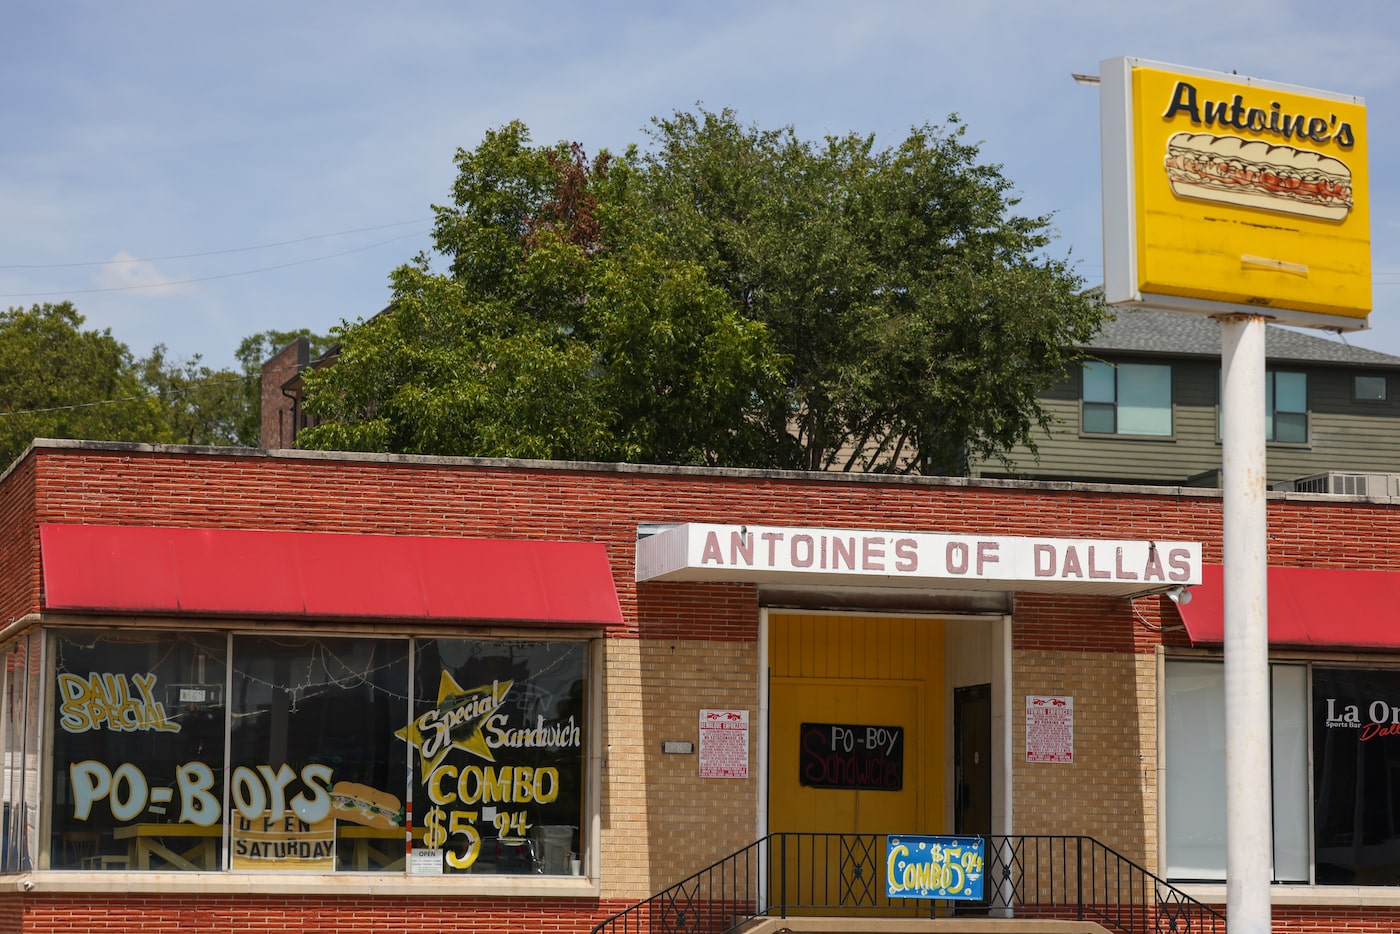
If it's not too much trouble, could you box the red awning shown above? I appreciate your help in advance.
[39,524,623,626]
[1174,564,1400,649]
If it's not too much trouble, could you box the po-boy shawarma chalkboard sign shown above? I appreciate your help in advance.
[799,722,904,790]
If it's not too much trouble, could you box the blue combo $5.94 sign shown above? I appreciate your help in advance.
[885,835,985,900]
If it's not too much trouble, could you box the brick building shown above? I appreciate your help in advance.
[0,440,1396,932]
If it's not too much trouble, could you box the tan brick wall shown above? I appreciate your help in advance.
[1013,649,1159,872]
[600,637,759,899]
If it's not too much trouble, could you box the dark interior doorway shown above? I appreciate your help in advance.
[954,683,992,835]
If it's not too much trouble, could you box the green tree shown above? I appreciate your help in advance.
[138,346,245,446]
[0,303,167,466]
[300,125,782,463]
[300,111,1104,473]
[629,109,1106,473]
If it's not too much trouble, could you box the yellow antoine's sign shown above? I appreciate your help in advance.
[1104,59,1370,325]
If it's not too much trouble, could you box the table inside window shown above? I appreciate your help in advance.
[113,823,221,871]
[337,825,421,871]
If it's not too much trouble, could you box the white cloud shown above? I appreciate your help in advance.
[92,253,193,297]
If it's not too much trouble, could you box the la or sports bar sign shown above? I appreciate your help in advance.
[1101,57,1370,329]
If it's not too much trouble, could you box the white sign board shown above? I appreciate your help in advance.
[699,708,749,779]
[408,847,444,875]
[1026,695,1074,763]
[637,524,1200,597]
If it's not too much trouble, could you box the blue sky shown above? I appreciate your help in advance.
[4,1,1400,370]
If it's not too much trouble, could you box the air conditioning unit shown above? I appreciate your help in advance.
[1273,472,1400,496]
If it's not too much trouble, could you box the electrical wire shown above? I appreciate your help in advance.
[0,357,310,419]
[0,219,432,270]
[0,231,428,299]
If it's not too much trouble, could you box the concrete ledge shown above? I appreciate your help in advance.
[738,919,1111,934]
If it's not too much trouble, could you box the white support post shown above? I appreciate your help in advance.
[1219,313,1272,934]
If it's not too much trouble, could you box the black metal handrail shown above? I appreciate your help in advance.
[590,833,1224,934]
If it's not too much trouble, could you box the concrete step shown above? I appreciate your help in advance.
[735,919,1111,934]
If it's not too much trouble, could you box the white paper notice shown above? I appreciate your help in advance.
[699,708,749,778]
[1026,695,1073,763]
[408,847,444,875]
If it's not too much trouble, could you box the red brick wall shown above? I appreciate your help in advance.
[21,894,633,933]
[10,444,1400,933]
[0,455,38,627]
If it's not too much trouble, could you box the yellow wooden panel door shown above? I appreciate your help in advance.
[768,677,922,835]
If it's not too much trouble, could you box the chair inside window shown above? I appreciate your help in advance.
[60,830,128,870]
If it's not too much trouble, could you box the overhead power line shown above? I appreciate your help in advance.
[0,219,433,270]
[0,231,428,299]
[0,357,312,419]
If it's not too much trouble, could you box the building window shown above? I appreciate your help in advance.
[409,639,584,875]
[45,629,587,875]
[1163,660,1308,882]
[1268,371,1307,443]
[1355,375,1388,402]
[1082,361,1172,436]
[1165,659,1400,886]
[1312,667,1400,884]
[2,634,40,873]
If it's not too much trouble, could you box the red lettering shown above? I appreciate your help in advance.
[1168,548,1192,582]
[894,539,918,572]
[831,536,856,570]
[730,531,753,566]
[760,532,784,565]
[1360,721,1400,742]
[701,531,724,564]
[862,537,885,571]
[947,542,969,574]
[976,541,998,575]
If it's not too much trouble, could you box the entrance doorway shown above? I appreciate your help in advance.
[767,613,946,837]
[954,683,992,835]
[766,612,947,915]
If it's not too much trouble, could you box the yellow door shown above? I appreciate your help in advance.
[768,678,921,835]
[767,614,945,915]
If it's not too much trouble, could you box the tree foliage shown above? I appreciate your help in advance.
[629,109,1105,473]
[300,110,1106,473]
[0,303,167,465]
[0,304,332,466]
[139,345,244,446]
[301,124,781,463]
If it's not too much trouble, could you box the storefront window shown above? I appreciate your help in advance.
[50,630,228,871]
[1313,667,1400,884]
[229,636,410,872]
[407,640,585,876]
[1163,659,1308,882]
[43,629,586,875]
[1166,661,1400,886]
[2,635,40,872]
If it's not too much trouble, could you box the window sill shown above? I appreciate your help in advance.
[1176,882,1400,908]
[1077,432,1179,442]
[1,870,600,898]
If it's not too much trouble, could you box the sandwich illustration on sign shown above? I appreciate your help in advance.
[1163,132,1354,220]
[329,780,404,829]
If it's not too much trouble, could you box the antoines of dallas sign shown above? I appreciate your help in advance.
[636,523,1201,596]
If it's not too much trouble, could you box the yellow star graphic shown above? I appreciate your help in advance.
[395,672,513,774]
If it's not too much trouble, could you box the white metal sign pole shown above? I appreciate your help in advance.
[1219,313,1272,934]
